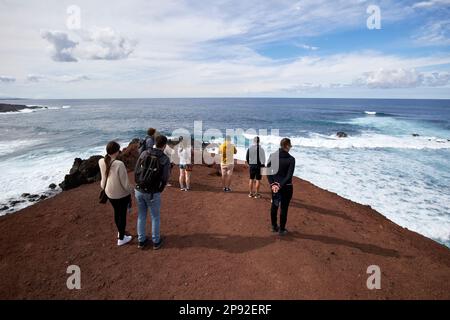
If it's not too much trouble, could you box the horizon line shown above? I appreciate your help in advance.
[2,97,450,101]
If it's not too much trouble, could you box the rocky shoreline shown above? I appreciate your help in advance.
[0,103,46,113]
[0,137,179,214]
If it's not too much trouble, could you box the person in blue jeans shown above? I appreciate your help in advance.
[135,135,171,250]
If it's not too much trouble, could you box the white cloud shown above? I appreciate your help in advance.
[422,71,450,86]
[412,0,450,9]
[354,68,450,89]
[296,43,319,50]
[41,30,78,62]
[41,27,136,62]
[0,76,16,83]
[413,19,450,46]
[76,27,137,60]
[27,74,90,83]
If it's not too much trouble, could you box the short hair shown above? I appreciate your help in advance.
[155,135,168,148]
[280,138,292,149]
[253,136,260,144]
[147,128,156,136]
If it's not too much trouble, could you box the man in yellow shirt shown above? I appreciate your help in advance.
[219,135,237,192]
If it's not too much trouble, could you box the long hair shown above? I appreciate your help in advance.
[105,141,121,177]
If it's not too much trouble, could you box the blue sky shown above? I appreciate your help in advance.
[0,0,449,98]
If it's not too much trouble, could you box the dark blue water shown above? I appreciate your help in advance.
[0,98,449,246]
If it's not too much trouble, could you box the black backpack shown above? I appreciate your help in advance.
[135,151,162,193]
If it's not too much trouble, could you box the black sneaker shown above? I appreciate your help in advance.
[279,229,289,236]
[153,238,164,250]
[271,225,279,233]
[138,239,149,249]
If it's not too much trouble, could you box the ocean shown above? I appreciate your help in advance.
[0,98,449,247]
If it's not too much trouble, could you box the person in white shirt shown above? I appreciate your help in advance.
[99,141,133,246]
[177,140,192,191]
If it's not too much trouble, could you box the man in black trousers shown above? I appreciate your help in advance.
[266,138,295,235]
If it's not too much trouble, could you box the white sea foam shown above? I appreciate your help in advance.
[291,148,450,245]
[235,132,450,245]
[365,111,377,115]
[0,145,105,215]
[1,105,70,114]
[0,139,42,156]
[242,132,450,150]
[0,108,38,115]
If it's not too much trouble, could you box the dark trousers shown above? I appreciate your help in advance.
[109,195,131,240]
[271,185,293,231]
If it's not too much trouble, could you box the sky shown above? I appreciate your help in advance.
[0,0,450,99]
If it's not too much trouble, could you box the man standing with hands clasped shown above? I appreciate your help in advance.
[266,138,295,235]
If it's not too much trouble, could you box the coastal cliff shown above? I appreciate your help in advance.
[0,155,449,299]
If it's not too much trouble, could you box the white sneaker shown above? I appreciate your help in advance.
[117,235,132,246]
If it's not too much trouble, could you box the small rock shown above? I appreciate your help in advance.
[27,194,40,202]
[0,206,9,211]
[412,133,420,137]
[10,200,25,207]
[39,195,47,201]
[21,193,30,198]
[48,183,57,190]
[336,131,348,138]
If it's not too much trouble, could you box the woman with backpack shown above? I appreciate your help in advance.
[99,141,133,246]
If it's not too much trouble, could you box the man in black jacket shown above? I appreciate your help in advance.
[267,138,295,235]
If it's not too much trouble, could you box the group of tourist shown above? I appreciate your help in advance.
[98,128,295,249]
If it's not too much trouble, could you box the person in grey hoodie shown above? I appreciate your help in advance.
[266,138,295,235]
